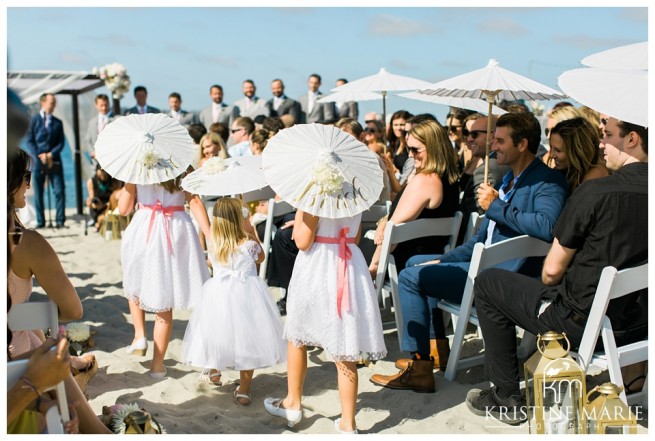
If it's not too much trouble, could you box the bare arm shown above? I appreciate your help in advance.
[85,179,94,207]
[292,210,319,251]
[13,231,82,322]
[541,237,576,286]
[118,183,137,216]
[186,193,211,238]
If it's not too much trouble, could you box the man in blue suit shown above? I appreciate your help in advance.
[370,112,569,392]
[24,93,67,228]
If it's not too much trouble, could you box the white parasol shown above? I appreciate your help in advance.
[558,68,647,127]
[317,89,382,103]
[581,41,647,70]
[180,155,271,198]
[330,68,431,125]
[417,59,567,182]
[397,91,508,116]
[262,124,383,219]
[95,113,195,185]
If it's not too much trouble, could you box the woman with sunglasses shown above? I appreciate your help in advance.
[548,117,608,192]
[7,149,112,433]
[363,120,386,154]
[368,120,460,280]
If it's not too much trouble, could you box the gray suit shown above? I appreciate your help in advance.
[336,101,359,122]
[85,113,119,151]
[299,92,336,124]
[266,96,301,124]
[164,109,198,126]
[124,105,161,116]
[198,103,237,131]
[233,96,270,121]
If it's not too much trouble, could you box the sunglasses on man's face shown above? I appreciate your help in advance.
[465,130,487,140]
[600,117,608,125]
[9,226,23,246]
[231,128,244,134]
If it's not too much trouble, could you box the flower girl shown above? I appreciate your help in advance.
[182,198,287,405]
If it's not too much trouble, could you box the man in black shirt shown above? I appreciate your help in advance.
[465,117,648,425]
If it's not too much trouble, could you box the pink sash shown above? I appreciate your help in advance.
[138,200,184,255]
[314,227,355,319]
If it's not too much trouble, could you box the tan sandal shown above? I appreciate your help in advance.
[234,388,251,406]
[199,369,222,385]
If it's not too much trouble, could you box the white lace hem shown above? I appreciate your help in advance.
[124,292,189,312]
[288,338,387,362]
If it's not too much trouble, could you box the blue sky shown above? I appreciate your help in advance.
[4,4,649,121]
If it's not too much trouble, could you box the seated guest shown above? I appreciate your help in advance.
[250,129,272,156]
[208,122,229,145]
[85,164,122,232]
[366,119,460,276]
[465,117,647,424]
[198,132,228,168]
[548,117,608,192]
[370,112,569,392]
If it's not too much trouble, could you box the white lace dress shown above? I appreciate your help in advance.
[284,214,387,362]
[182,240,287,371]
[121,184,209,312]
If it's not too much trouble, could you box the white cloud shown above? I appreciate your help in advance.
[478,18,528,37]
[368,14,440,37]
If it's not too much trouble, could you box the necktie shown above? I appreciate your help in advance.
[44,114,50,130]
[98,116,106,132]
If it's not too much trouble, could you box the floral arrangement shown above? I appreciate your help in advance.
[203,157,229,175]
[529,100,546,117]
[101,403,165,434]
[141,150,161,169]
[311,157,344,195]
[92,63,131,100]
[241,206,250,219]
[66,322,95,355]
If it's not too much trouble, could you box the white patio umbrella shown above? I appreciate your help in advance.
[397,91,508,116]
[95,113,196,184]
[317,89,382,103]
[330,68,431,126]
[417,59,567,182]
[581,41,648,70]
[180,155,270,198]
[558,68,647,127]
[262,123,383,219]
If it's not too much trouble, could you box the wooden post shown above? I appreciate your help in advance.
[112,96,121,116]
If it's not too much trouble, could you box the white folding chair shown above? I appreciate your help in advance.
[7,359,65,434]
[374,212,463,349]
[438,235,552,381]
[360,201,391,229]
[259,198,296,280]
[572,264,648,407]
[8,300,71,426]
[463,212,485,243]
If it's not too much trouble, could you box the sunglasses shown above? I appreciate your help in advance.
[448,125,462,132]
[600,117,608,125]
[9,226,23,246]
[231,128,244,134]
[407,146,425,155]
[24,171,32,186]
[465,130,487,140]
[364,127,378,133]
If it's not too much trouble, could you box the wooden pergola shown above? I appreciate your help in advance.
[7,71,106,215]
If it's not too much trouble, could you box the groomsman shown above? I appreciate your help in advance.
[164,92,197,126]
[266,79,301,124]
[24,93,66,228]
[334,78,359,121]
[233,79,270,121]
[124,85,160,115]
[198,84,237,131]
[84,94,119,158]
[299,73,335,124]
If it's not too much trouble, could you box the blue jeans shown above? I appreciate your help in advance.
[398,254,470,354]
[33,161,66,227]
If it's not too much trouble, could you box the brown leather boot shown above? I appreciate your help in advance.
[395,339,450,371]
[370,359,436,393]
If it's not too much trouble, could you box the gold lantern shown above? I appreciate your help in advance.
[523,331,587,434]
[585,383,637,434]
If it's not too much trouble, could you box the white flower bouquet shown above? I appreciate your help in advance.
[92,62,131,100]
[311,159,344,195]
[65,322,95,355]
[102,403,165,434]
[202,157,229,175]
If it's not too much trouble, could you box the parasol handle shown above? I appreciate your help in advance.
[483,92,497,184]
[382,91,388,155]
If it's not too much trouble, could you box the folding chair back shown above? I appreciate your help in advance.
[463,212,485,243]
[259,198,296,279]
[374,212,463,349]
[572,264,648,406]
[8,301,70,424]
[439,235,552,381]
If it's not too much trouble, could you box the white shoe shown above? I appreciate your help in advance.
[334,418,358,434]
[263,397,302,428]
[148,367,167,380]
[126,337,147,356]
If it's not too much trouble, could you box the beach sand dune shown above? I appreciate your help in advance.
[29,211,647,434]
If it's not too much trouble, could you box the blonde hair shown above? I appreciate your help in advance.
[408,120,460,185]
[210,197,248,265]
[199,132,228,165]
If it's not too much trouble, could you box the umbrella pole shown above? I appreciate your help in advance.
[382,91,388,155]
[483,91,496,184]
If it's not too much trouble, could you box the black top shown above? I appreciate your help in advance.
[393,150,409,172]
[554,162,648,323]
[387,174,460,270]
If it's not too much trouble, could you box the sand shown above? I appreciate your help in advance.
[26,209,648,435]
